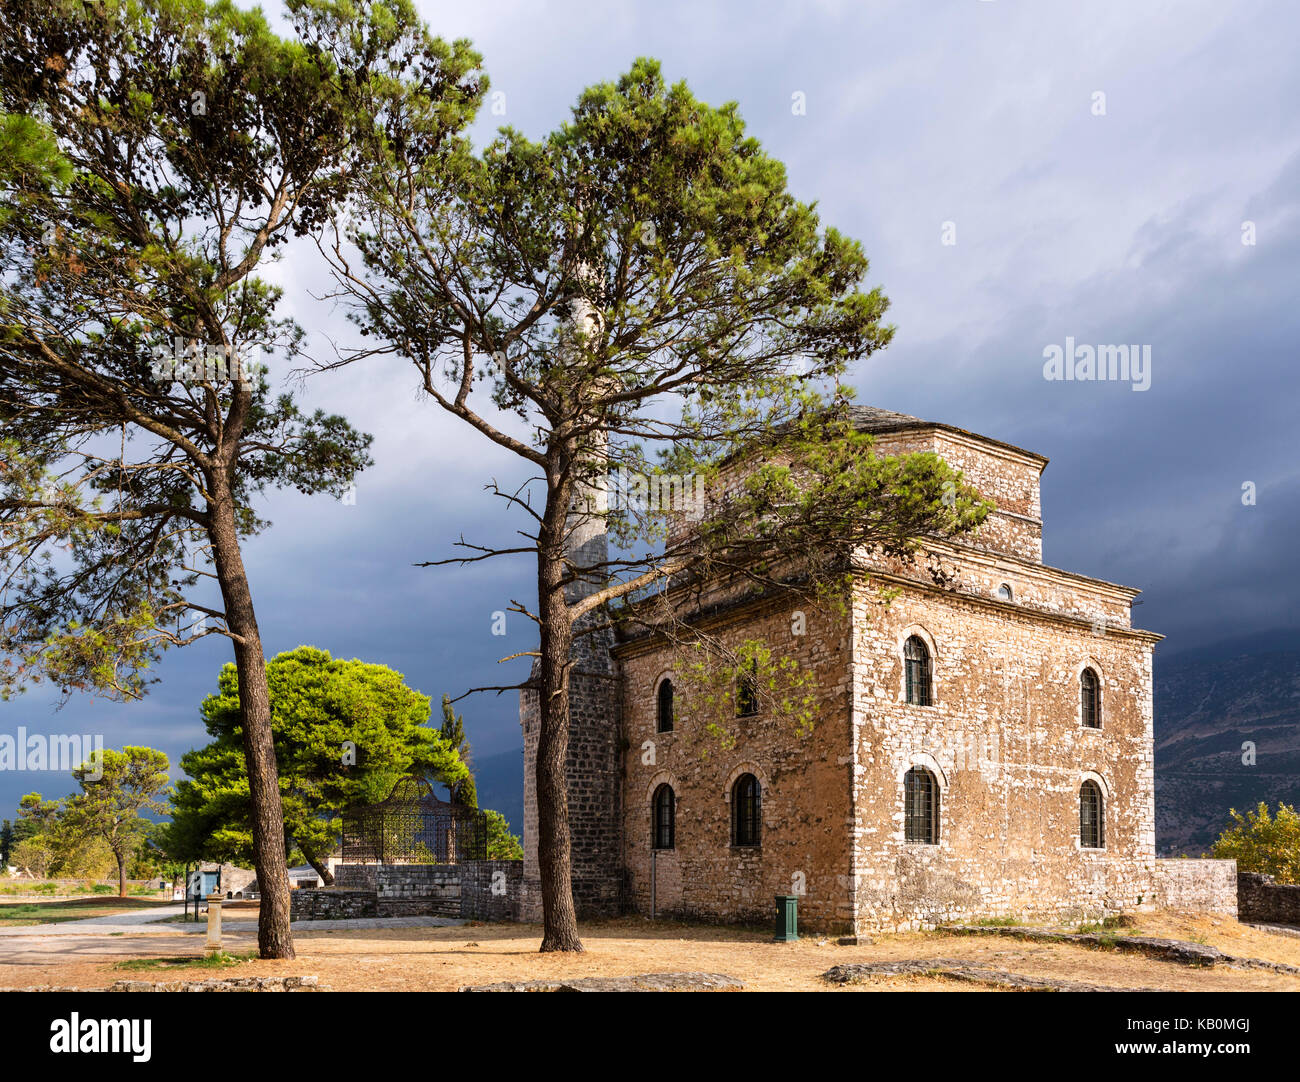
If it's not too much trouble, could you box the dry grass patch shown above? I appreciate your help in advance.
[0,896,176,927]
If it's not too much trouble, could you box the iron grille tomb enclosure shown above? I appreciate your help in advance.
[341,776,488,864]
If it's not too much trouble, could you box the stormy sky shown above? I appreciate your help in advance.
[3,0,1298,813]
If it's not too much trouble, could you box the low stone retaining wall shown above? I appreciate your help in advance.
[111,976,322,992]
[1152,858,1238,917]
[462,972,743,992]
[1,976,324,992]
[822,959,1163,992]
[940,924,1300,975]
[1238,872,1300,925]
[292,860,523,922]
[290,889,379,921]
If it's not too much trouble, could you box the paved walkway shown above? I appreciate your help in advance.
[287,916,464,932]
[0,911,464,983]
[0,910,462,938]
[187,915,464,934]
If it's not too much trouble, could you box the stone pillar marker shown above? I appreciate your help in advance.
[205,892,224,951]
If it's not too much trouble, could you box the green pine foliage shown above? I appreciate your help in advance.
[170,646,469,874]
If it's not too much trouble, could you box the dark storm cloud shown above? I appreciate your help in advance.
[4,0,1298,811]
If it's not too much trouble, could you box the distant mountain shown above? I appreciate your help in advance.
[471,746,524,839]
[1155,629,1300,855]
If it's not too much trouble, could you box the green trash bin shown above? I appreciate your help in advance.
[773,894,799,941]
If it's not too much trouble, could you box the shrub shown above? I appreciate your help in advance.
[1211,802,1300,883]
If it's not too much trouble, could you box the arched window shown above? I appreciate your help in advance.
[731,774,761,847]
[657,678,674,733]
[996,583,1013,601]
[1080,780,1104,848]
[1081,668,1101,728]
[736,660,759,717]
[652,784,675,850]
[904,636,933,706]
[903,767,938,844]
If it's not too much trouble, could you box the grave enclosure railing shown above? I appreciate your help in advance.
[339,776,488,865]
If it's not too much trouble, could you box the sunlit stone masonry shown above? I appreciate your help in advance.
[520,406,1235,933]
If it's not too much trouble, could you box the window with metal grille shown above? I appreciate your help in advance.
[904,636,933,706]
[1080,780,1104,848]
[903,767,938,844]
[736,660,759,717]
[657,678,674,733]
[1081,668,1101,728]
[652,784,675,850]
[731,774,761,847]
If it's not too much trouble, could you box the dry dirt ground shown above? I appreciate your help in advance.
[1,910,1298,991]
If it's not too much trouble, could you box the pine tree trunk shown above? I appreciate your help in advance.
[299,844,335,887]
[208,478,295,960]
[535,487,584,953]
[117,852,126,898]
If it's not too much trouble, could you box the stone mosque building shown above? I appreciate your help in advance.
[518,406,1234,934]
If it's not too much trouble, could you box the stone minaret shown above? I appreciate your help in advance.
[517,269,623,919]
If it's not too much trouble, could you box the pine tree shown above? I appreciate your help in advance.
[0,0,481,957]
[316,53,989,951]
[440,695,478,807]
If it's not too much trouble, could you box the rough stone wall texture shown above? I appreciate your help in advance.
[1238,872,1300,924]
[868,428,1045,563]
[291,888,378,921]
[295,865,458,918]
[290,889,459,919]
[333,864,377,891]
[460,860,524,921]
[1152,858,1238,916]
[873,546,1135,630]
[519,616,623,920]
[849,571,1159,931]
[375,865,461,917]
[617,601,855,931]
[371,864,456,900]
[293,861,524,921]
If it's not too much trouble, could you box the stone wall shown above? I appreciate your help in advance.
[868,426,1046,563]
[849,572,1160,932]
[1238,872,1300,925]
[616,599,856,932]
[292,861,524,922]
[112,976,321,992]
[375,865,460,917]
[309,863,459,916]
[459,860,524,921]
[333,864,377,890]
[291,888,375,920]
[1152,858,1238,916]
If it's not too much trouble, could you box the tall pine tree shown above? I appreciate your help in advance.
[0,0,482,956]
